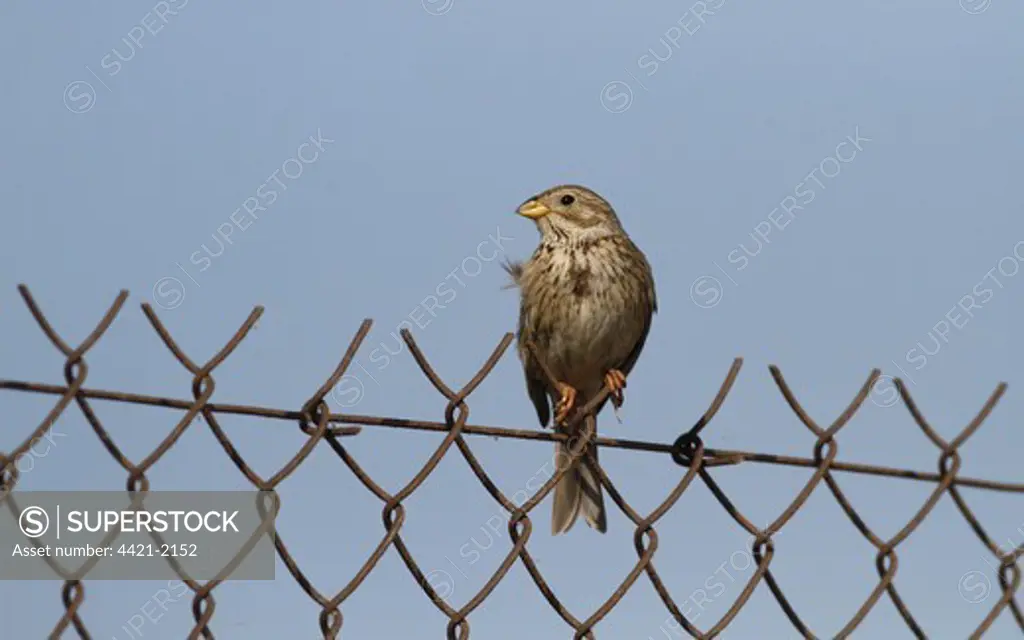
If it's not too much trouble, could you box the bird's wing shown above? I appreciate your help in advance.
[616,277,657,378]
[525,359,551,428]
[518,300,552,428]
[590,293,654,421]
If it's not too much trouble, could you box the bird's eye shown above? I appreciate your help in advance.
[560,194,575,206]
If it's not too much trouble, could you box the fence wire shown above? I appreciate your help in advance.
[1,284,1021,639]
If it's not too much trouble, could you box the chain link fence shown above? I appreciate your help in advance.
[1,285,1021,639]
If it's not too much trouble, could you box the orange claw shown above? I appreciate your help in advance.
[604,369,627,409]
[554,382,578,425]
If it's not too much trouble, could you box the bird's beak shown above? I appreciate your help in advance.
[517,200,551,219]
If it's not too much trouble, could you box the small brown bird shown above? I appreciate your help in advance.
[504,185,657,534]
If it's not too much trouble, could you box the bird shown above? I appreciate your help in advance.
[503,184,657,534]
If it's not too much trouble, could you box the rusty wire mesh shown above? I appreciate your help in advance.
[1,283,1022,640]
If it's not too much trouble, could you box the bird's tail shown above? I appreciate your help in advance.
[552,414,606,534]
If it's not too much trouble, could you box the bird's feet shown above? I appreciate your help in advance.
[554,382,578,425]
[604,369,627,409]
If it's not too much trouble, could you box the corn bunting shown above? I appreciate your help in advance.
[504,184,657,534]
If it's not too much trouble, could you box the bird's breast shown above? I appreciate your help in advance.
[519,245,647,387]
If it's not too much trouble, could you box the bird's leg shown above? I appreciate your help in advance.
[553,382,578,425]
[604,369,627,409]
[604,369,627,423]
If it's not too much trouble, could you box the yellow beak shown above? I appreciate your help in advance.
[517,200,551,219]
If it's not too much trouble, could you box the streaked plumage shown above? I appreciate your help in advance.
[505,184,657,534]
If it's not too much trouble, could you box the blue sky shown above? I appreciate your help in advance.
[2,0,1023,638]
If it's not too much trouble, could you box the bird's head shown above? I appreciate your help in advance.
[516,185,624,242]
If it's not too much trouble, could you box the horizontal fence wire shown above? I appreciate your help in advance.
[0,284,1021,639]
